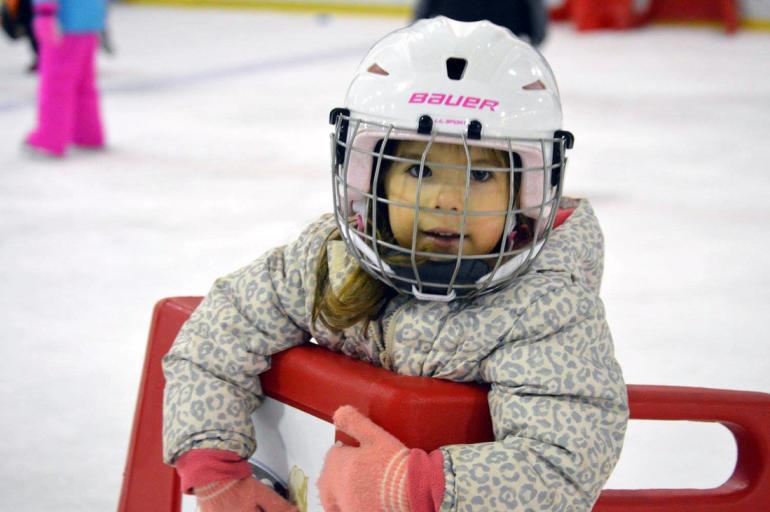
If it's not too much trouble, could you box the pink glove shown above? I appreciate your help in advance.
[194,476,298,512]
[32,3,60,47]
[318,406,411,512]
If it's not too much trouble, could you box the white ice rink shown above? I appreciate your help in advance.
[1,5,769,511]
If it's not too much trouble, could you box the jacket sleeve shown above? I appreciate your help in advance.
[439,281,629,511]
[162,215,335,464]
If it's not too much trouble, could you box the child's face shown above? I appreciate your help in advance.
[383,140,510,257]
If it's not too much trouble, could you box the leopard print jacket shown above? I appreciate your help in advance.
[162,198,628,511]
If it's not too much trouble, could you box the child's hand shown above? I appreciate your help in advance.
[318,406,410,512]
[195,476,298,512]
[32,4,61,47]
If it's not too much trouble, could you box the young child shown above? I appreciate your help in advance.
[163,17,628,512]
[24,0,106,157]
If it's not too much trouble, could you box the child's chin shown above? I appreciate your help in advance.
[422,243,470,257]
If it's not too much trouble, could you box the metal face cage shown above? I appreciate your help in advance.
[330,112,572,302]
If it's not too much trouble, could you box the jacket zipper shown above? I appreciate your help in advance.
[379,298,410,371]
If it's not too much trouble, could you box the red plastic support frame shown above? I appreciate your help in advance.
[117,298,194,512]
[595,386,770,510]
[118,297,770,512]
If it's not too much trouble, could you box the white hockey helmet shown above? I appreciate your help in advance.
[330,16,574,301]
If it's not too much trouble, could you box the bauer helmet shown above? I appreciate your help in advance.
[330,16,574,301]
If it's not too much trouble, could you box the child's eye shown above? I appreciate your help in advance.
[470,169,493,182]
[407,165,432,178]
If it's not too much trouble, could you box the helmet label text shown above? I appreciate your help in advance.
[408,92,499,111]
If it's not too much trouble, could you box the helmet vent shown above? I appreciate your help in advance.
[523,80,546,90]
[446,58,467,80]
[367,63,389,76]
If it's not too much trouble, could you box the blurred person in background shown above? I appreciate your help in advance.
[1,0,39,71]
[24,0,107,157]
[414,0,548,46]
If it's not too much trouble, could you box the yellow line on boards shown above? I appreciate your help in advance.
[743,18,770,32]
[652,18,770,32]
[124,0,411,17]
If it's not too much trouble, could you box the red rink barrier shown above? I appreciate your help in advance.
[549,0,574,21]
[571,0,648,30]
[649,0,739,33]
[551,0,739,33]
[118,297,770,512]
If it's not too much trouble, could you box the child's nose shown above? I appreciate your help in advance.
[430,183,464,213]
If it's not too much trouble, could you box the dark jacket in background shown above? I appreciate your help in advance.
[2,0,38,55]
[414,0,548,46]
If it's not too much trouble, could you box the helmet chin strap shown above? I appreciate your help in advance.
[389,259,490,300]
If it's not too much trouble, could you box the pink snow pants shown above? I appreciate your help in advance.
[26,33,104,156]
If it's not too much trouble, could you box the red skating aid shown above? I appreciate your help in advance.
[119,297,770,512]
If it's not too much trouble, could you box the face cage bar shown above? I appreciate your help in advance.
[329,115,569,300]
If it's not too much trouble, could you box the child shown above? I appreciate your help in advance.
[163,17,628,512]
[24,0,106,157]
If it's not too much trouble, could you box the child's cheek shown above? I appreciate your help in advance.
[387,204,414,244]
[470,214,508,254]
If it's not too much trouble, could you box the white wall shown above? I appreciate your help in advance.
[742,0,770,19]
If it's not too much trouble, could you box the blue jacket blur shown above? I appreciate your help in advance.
[34,0,107,33]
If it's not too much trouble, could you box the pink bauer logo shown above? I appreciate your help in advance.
[408,92,499,111]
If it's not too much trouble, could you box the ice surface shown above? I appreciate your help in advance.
[1,5,769,510]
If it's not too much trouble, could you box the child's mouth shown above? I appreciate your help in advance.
[422,229,463,249]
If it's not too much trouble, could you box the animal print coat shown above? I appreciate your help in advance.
[162,198,628,511]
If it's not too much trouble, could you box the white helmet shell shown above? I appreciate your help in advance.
[346,16,562,138]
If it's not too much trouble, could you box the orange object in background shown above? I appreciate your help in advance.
[4,0,20,19]
[649,0,739,33]
[548,0,574,21]
[119,297,770,512]
[553,0,739,33]
[571,0,648,30]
